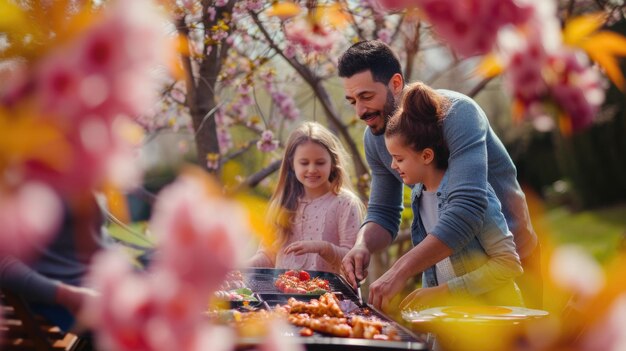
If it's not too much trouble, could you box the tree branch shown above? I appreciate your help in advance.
[468,76,494,98]
[237,159,282,190]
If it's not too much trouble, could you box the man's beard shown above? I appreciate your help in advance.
[370,89,397,136]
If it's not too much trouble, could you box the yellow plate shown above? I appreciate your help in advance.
[402,305,549,322]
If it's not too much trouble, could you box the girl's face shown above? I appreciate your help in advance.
[292,141,332,198]
[385,135,427,185]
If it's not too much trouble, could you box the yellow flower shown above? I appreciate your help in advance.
[266,1,301,20]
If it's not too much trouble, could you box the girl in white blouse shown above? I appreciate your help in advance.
[248,122,365,274]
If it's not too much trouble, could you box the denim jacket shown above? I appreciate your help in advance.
[411,172,524,303]
[362,89,537,259]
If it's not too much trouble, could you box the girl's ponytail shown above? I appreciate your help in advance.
[386,82,450,170]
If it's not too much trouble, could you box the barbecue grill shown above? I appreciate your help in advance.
[235,268,429,350]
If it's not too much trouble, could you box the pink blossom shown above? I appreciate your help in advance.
[271,90,300,120]
[495,2,603,132]
[16,0,171,195]
[416,0,534,57]
[580,294,626,351]
[215,0,229,7]
[207,6,216,21]
[257,130,279,152]
[285,18,340,53]
[503,40,548,106]
[0,182,62,259]
[148,173,248,292]
[85,252,223,351]
[217,127,233,152]
[376,28,393,44]
[245,0,264,11]
[283,44,297,59]
[547,51,604,132]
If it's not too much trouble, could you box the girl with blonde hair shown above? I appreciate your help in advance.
[248,122,364,274]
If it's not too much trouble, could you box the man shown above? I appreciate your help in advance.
[338,40,541,310]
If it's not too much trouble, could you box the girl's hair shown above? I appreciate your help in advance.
[385,82,450,169]
[268,122,361,245]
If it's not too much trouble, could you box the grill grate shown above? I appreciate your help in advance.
[239,268,428,348]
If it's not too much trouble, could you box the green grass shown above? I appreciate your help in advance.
[542,203,626,263]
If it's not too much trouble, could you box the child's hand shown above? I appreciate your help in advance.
[399,284,450,311]
[283,241,329,256]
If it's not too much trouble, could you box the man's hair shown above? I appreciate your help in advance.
[337,40,403,84]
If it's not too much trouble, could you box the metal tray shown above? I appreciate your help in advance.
[237,268,429,349]
[241,268,360,301]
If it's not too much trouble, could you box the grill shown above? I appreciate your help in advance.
[238,268,429,350]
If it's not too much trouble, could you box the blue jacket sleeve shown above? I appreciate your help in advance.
[362,130,404,240]
[431,97,489,251]
[0,256,60,304]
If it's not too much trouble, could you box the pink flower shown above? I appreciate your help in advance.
[257,130,279,152]
[284,44,297,58]
[85,252,220,351]
[580,294,626,351]
[217,127,233,152]
[148,172,248,292]
[0,182,62,259]
[207,6,216,21]
[503,39,548,106]
[285,18,339,53]
[416,0,534,57]
[271,90,300,120]
[376,28,393,44]
[547,51,604,133]
[496,2,603,132]
[14,0,171,195]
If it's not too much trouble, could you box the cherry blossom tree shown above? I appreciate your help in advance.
[155,0,625,200]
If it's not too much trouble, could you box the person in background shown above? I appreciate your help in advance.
[338,40,541,310]
[386,82,523,310]
[0,194,105,332]
[247,122,365,274]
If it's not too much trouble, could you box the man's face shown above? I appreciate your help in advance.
[343,70,397,136]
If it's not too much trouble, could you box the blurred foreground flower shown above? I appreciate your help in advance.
[0,182,62,258]
[84,168,295,350]
[416,0,534,57]
[374,0,626,134]
[0,0,172,255]
[494,2,605,134]
[148,169,248,292]
[84,169,249,351]
[284,16,340,53]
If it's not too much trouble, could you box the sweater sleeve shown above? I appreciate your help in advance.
[430,96,489,251]
[361,130,404,240]
[446,231,523,296]
[0,256,61,304]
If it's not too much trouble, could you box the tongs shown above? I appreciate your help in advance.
[356,279,365,307]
